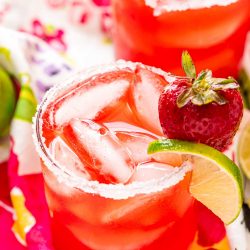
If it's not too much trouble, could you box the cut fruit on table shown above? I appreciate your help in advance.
[148,139,243,225]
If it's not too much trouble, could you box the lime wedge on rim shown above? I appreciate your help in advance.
[238,121,250,179]
[148,139,243,224]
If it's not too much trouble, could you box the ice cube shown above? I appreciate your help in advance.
[128,67,168,135]
[49,136,91,180]
[115,131,157,164]
[99,103,138,126]
[62,119,135,184]
[104,122,158,163]
[47,70,133,128]
[104,121,158,135]
[129,161,178,183]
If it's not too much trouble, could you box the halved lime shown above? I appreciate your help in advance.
[148,139,243,224]
[238,121,250,179]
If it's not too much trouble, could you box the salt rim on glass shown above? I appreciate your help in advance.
[32,60,192,200]
[145,0,238,16]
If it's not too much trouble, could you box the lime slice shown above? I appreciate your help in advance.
[238,121,250,179]
[0,67,16,137]
[148,139,243,224]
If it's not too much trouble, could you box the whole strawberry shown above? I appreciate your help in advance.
[158,51,243,151]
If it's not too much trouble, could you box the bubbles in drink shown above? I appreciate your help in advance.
[62,119,135,184]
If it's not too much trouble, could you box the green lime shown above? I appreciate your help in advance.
[148,139,243,224]
[14,84,37,123]
[0,67,16,137]
[238,121,250,179]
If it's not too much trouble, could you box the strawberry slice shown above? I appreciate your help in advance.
[62,119,135,184]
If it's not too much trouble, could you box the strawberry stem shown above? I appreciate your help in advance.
[177,51,240,107]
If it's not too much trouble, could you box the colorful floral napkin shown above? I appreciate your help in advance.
[0,0,249,249]
[0,1,111,249]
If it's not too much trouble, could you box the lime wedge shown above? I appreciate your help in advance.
[238,121,250,179]
[148,139,243,224]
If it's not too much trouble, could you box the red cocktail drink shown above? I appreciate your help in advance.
[112,0,250,77]
[34,62,199,249]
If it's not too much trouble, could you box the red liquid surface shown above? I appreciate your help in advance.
[112,0,250,77]
[40,65,228,249]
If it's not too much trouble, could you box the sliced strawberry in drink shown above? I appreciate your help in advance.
[49,136,91,180]
[43,70,134,131]
[128,66,168,135]
[62,119,135,184]
[129,161,181,183]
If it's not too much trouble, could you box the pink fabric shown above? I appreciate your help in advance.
[8,148,54,250]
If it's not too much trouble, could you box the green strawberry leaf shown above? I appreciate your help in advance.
[196,70,209,82]
[182,51,196,79]
[177,88,194,108]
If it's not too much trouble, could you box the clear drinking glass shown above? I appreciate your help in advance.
[33,62,198,250]
[34,61,232,250]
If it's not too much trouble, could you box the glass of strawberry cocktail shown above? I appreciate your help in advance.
[34,62,197,250]
[112,0,250,78]
[34,58,242,250]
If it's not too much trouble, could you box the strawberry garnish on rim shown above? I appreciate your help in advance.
[158,51,243,151]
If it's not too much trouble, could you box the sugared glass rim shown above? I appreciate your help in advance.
[33,60,192,200]
[144,0,238,15]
